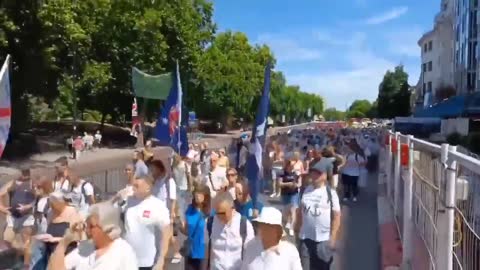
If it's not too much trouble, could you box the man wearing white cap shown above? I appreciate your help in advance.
[295,162,341,270]
[241,207,302,270]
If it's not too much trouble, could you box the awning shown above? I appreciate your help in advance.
[414,95,466,118]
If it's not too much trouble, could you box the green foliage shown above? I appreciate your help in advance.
[377,65,411,118]
[0,0,323,133]
[323,108,345,121]
[446,132,465,146]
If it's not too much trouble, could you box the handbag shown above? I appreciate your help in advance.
[180,213,203,257]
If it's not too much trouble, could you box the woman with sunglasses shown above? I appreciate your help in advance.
[180,184,212,270]
[48,202,138,270]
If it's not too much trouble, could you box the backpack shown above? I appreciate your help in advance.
[206,215,248,267]
[73,181,101,204]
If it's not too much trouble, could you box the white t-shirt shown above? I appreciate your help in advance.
[69,180,94,218]
[210,212,255,270]
[204,166,228,197]
[241,238,302,270]
[36,197,49,234]
[124,195,170,267]
[341,153,365,177]
[152,176,177,211]
[94,133,102,142]
[172,161,189,191]
[300,185,341,242]
[53,179,70,192]
[64,238,138,270]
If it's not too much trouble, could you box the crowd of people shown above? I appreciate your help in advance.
[66,131,103,161]
[0,126,380,270]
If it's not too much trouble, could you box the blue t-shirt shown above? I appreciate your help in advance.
[234,200,264,221]
[185,205,208,259]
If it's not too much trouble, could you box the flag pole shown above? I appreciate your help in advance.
[176,61,182,154]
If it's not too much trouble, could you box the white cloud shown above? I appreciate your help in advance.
[287,51,396,108]
[385,27,423,58]
[256,34,324,62]
[365,6,409,25]
[313,31,367,47]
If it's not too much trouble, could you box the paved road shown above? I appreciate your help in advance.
[165,172,381,270]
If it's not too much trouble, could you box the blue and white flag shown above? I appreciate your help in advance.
[155,62,188,156]
[246,62,271,208]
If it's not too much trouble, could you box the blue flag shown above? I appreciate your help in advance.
[246,62,271,209]
[155,62,189,156]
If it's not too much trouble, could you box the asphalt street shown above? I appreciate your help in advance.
[165,172,381,270]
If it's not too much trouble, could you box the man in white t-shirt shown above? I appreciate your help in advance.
[210,192,255,270]
[204,152,228,198]
[241,207,302,270]
[123,174,171,270]
[295,162,341,270]
[68,174,95,219]
[48,202,138,270]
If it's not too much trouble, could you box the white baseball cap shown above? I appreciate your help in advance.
[253,207,283,227]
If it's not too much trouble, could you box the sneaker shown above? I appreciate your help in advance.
[288,228,294,236]
[285,222,292,230]
[171,255,182,264]
[270,193,276,198]
[343,197,349,202]
[276,193,281,198]
[353,197,357,202]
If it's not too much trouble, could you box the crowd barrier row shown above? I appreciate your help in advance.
[381,130,480,270]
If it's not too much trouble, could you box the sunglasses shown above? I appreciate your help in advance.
[216,212,227,216]
[227,173,237,177]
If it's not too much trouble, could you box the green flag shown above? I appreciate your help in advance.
[132,67,172,100]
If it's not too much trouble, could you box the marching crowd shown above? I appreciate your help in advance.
[0,126,380,270]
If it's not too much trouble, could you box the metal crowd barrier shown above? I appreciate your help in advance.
[382,131,480,270]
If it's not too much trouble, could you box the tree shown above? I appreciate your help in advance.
[377,65,410,118]
[348,100,372,117]
[323,108,345,121]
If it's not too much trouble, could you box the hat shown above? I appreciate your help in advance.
[253,207,282,227]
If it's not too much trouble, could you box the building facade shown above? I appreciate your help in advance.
[454,0,479,94]
[416,0,455,108]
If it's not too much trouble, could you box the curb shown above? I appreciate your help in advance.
[378,168,403,269]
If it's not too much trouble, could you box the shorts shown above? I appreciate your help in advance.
[6,214,35,231]
[281,193,299,207]
[272,167,283,180]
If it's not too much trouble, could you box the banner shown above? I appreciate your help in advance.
[132,67,172,100]
[0,55,11,158]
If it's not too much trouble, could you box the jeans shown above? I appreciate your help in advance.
[185,258,207,270]
[341,174,359,198]
[30,240,48,270]
[299,239,333,270]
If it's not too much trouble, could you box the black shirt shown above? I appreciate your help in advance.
[281,170,299,195]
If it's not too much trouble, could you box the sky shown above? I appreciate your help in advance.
[212,0,440,109]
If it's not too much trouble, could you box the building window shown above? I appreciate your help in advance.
[427,82,432,92]
[424,43,428,53]
[423,83,426,93]
[423,63,427,72]
[428,41,433,51]
[428,61,433,71]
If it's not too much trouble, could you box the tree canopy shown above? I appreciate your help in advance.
[0,0,323,133]
[376,65,411,118]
